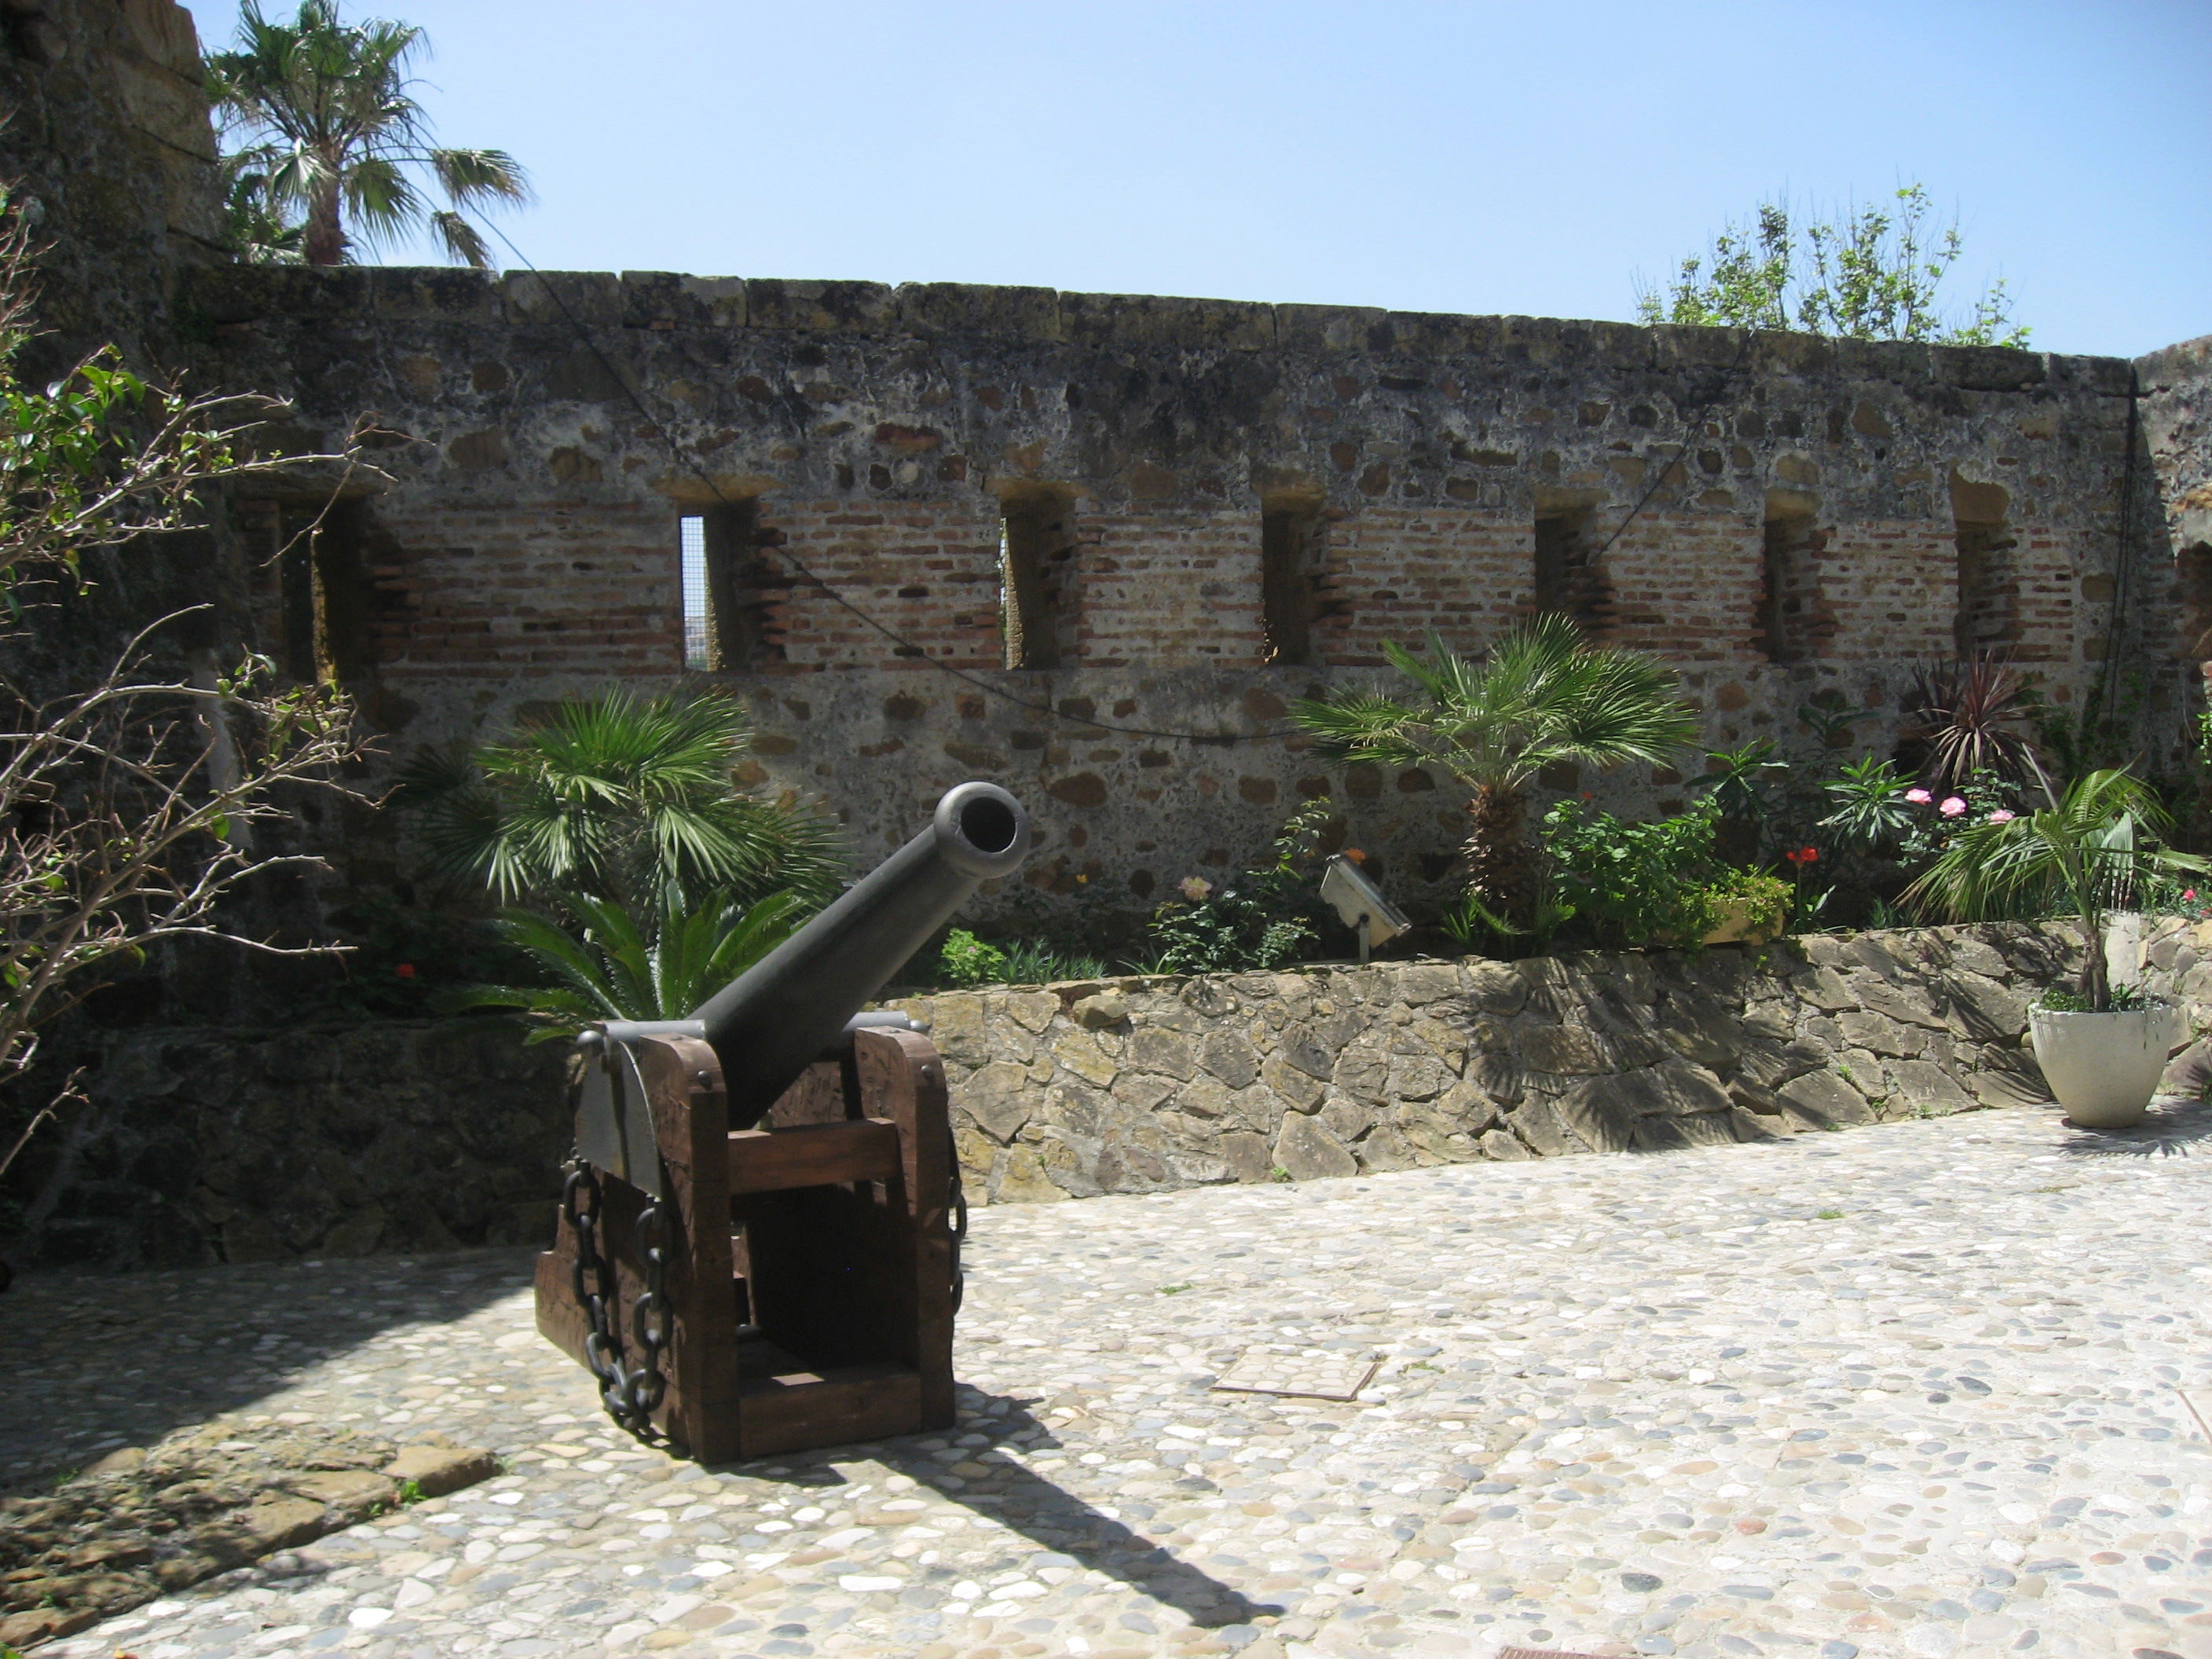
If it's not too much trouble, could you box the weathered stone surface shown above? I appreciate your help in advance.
[1071,990,1129,1028]
[1127,1027,1198,1080]
[1461,961,1529,1014]
[1776,1068,1876,1127]
[1634,1111,1738,1151]
[1477,1126,1532,1159]
[1273,1112,1357,1181]
[1259,1051,1328,1112]
[1885,1058,1977,1111]
[1514,1023,1609,1074]
[1199,1029,1261,1090]
[1511,1096,1585,1157]
[1838,1009,1925,1057]
[383,1445,499,1499]
[957,1060,1033,1142]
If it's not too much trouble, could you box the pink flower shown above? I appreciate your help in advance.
[1987,809,2016,824]
[1905,788,1932,804]
[1177,876,1212,902]
[1939,797,1967,818]
[2185,889,2199,902]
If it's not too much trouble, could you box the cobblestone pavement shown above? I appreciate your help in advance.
[13,1099,2212,1659]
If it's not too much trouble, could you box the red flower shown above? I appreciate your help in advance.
[1784,846,1820,866]
[395,962,417,979]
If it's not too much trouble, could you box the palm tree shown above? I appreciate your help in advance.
[1291,616,1701,928]
[397,687,843,913]
[1906,767,2206,1011]
[204,0,530,267]
[449,885,806,1042]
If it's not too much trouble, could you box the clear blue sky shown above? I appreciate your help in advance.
[179,0,2210,360]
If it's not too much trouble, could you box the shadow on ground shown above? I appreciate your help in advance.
[0,1247,535,1494]
[2055,1096,2212,1159]
[706,1393,1283,1633]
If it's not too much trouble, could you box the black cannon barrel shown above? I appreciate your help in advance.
[690,781,1031,1127]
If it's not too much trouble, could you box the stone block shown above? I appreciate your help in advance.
[1477,1128,1532,1161]
[955,1061,1035,1143]
[1837,1009,1925,1059]
[1320,1093,1375,1142]
[1273,1113,1357,1181]
[1514,1023,1608,1075]
[1510,1097,1584,1157]
[1358,1127,1419,1172]
[925,997,988,1067]
[1733,1038,1826,1090]
[1219,1132,1273,1184]
[895,282,1062,341]
[1466,1052,1525,1107]
[1129,1027,1199,1081]
[994,1144,1068,1203]
[1396,964,1463,1005]
[1461,961,1529,1015]
[1049,1029,1119,1088]
[1331,1035,1393,1101]
[1071,991,1130,1029]
[1885,1060,1976,1113]
[383,1444,496,1499]
[1967,1057,2049,1108]
[1384,1049,1454,1104]
[743,277,896,333]
[1775,1068,1875,1127]
[1789,965,1855,1009]
[1199,1030,1260,1089]
[1260,1052,1327,1113]
[1729,1105,1792,1141]
[1003,991,1059,1033]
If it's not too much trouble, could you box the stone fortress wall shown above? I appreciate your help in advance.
[185,266,2212,921]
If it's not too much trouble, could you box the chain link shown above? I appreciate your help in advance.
[561,1153,668,1440]
[946,1124,969,1314]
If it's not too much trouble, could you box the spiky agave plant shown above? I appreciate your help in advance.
[1905,767,2207,1010]
[1903,655,2041,795]
[1291,616,1700,931]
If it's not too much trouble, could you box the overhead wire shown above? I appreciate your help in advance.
[482,225,1749,744]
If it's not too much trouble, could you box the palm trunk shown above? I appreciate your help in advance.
[304,175,346,266]
[1462,781,1533,931]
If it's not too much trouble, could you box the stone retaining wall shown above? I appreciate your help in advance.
[11,921,2208,1269]
[895,919,2212,1205]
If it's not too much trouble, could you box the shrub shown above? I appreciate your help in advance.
[1141,802,1335,974]
[1541,797,1726,948]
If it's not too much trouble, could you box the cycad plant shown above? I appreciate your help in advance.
[1291,616,1700,928]
[1906,767,2206,1011]
[204,0,530,266]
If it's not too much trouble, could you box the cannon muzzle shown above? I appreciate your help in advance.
[690,781,1030,1126]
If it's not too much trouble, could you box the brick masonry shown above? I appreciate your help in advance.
[174,266,2208,923]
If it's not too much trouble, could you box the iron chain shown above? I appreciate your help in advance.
[562,1153,668,1440]
[946,1124,969,1313]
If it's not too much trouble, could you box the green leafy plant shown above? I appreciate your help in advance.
[397,687,840,913]
[1141,800,1335,973]
[1690,738,1790,866]
[445,884,804,1042]
[1907,767,2209,1010]
[1540,797,1727,948]
[205,0,531,266]
[0,188,373,1203]
[1637,184,2028,346]
[1292,617,1698,929]
[1818,756,1917,852]
[912,928,1106,988]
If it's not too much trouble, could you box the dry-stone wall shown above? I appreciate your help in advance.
[899,920,2212,1205]
[11,921,2208,1269]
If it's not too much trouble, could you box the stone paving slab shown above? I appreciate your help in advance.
[8,1099,2212,1659]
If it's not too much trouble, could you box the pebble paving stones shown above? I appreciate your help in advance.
[12,1100,2212,1659]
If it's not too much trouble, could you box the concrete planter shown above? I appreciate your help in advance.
[2027,997,2185,1129]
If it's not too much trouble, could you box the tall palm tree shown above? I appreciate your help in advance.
[204,0,530,267]
[1292,616,1701,928]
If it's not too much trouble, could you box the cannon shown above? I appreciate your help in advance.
[534,782,1031,1459]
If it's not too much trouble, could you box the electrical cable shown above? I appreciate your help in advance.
[482,225,1748,742]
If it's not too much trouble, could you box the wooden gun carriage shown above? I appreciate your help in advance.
[534,783,1027,1460]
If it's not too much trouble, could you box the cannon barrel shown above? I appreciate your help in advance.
[690,781,1030,1127]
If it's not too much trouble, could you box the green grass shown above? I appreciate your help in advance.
[1815,1208,1845,1220]
[1159,1284,1194,1296]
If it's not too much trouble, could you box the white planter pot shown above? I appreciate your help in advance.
[2027,998,2185,1130]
